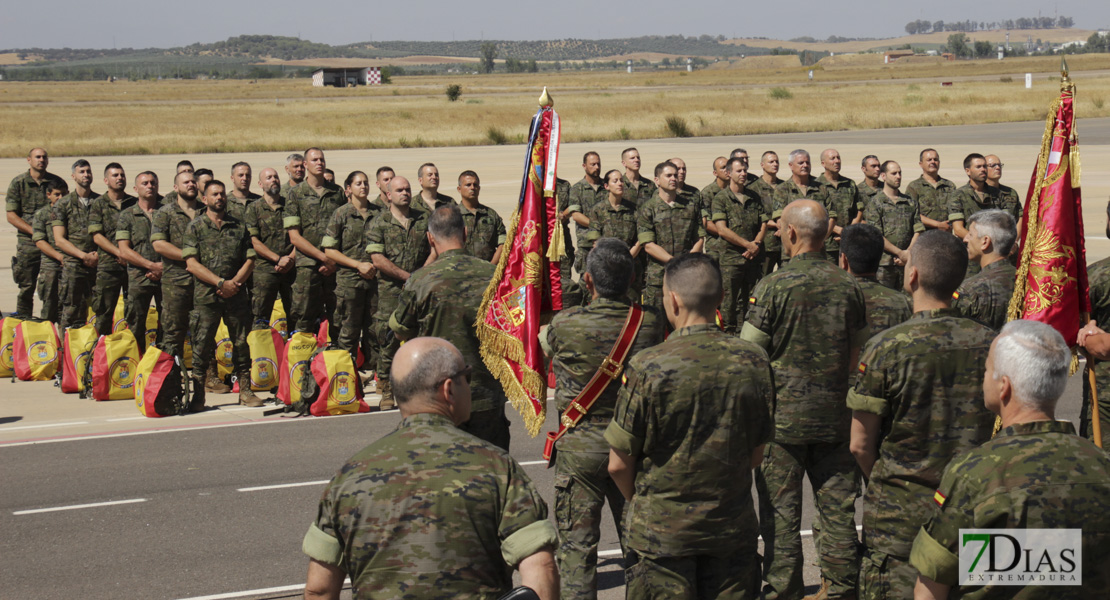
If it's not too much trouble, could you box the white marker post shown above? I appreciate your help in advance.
[1026,73,1033,89]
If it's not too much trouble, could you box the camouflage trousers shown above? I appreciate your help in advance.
[191,296,251,382]
[37,262,61,324]
[460,405,511,452]
[554,429,625,600]
[372,286,402,386]
[12,238,41,316]
[560,256,583,309]
[762,249,782,278]
[251,268,295,329]
[624,550,760,600]
[720,262,761,334]
[161,279,194,360]
[876,266,904,292]
[291,266,336,333]
[336,283,377,370]
[858,549,916,600]
[642,283,664,317]
[1080,362,1110,450]
[127,281,161,354]
[757,440,861,600]
[59,263,96,330]
[92,268,128,336]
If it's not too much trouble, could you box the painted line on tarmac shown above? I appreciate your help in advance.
[175,579,351,600]
[13,497,147,515]
[238,480,330,492]
[106,416,148,422]
[519,460,548,466]
[0,421,89,431]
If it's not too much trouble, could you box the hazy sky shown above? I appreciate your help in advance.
[2,0,1107,50]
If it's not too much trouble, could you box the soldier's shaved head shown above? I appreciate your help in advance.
[428,205,466,244]
[391,338,470,422]
[663,253,723,319]
[905,230,967,300]
[780,199,828,244]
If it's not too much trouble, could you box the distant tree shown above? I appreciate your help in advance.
[445,84,462,101]
[480,42,497,74]
[661,57,671,66]
[947,33,971,58]
[973,40,994,58]
[1058,16,1075,28]
[934,20,945,33]
[527,59,538,73]
[905,22,918,35]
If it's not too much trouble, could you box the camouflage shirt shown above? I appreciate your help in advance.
[389,249,501,412]
[637,191,705,287]
[947,184,1021,224]
[88,193,137,273]
[151,199,201,285]
[51,191,98,272]
[116,200,163,288]
[905,176,956,223]
[410,191,455,216]
[365,209,431,295]
[321,202,381,290]
[741,252,870,444]
[31,204,61,270]
[226,192,260,223]
[244,197,293,275]
[284,180,347,268]
[992,183,1021,207]
[711,186,767,267]
[772,177,831,220]
[582,198,639,250]
[605,323,774,557]
[181,212,256,305]
[910,420,1110,594]
[854,274,912,333]
[553,178,574,265]
[303,412,557,600]
[864,191,925,266]
[622,173,657,209]
[749,176,784,252]
[1085,257,1110,448]
[952,260,1016,331]
[857,179,884,203]
[847,307,995,558]
[817,174,863,254]
[6,170,65,240]
[541,297,665,452]
[569,177,607,217]
[459,203,506,262]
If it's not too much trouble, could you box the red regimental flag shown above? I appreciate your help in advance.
[476,102,563,436]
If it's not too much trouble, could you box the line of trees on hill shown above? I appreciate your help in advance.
[905,16,1074,35]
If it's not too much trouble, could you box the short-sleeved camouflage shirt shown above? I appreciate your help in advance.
[151,199,200,285]
[857,179,884,203]
[847,307,995,557]
[410,192,455,216]
[6,170,65,240]
[905,176,956,223]
[637,191,705,287]
[32,204,61,270]
[52,192,98,272]
[245,197,293,275]
[321,202,381,290]
[864,191,925,266]
[952,260,1016,331]
[772,177,831,220]
[582,199,639,250]
[711,187,767,267]
[569,177,607,217]
[116,200,163,288]
[817,174,863,254]
[741,252,870,444]
[992,183,1021,207]
[947,184,1022,224]
[284,180,347,268]
[89,193,137,273]
[622,173,657,209]
[854,275,912,333]
[226,193,260,223]
[365,209,431,295]
[749,176,784,252]
[459,203,506,262]
[553,178,574,266]
[181,213,256,305]
[605,323,774,557]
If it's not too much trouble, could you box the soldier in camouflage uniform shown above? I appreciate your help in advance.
[620,148,657,208]
[412,162,455,215]
[581,170,643,301]
[857,155,884,204]
[390,206,509,448]
[182,180,259,410]
[372,166,394,209]
[88,163,136,335]
[321,171,381,369]
[740,200,869,600]
[302,338,558,600]
[455,171,506,263]
[246,168,296,329]
[698,156,729,266]
[554,176,580,307]
[367,176,432,410]
[984,154,1020,207]
[911,320,1110,599]
[848,230,994,600]
[607,253,773,599]
[865,161,925,291]
[949,154,1023,277]
[115,172,162,353]
[285,148,346,332]
[751,151,785,278]
[712,158,767,332]
[953,210,1017,331]
[152,171,202,363]
[838,224,912,334]
[6,147,65,317]
[281,153,304,197]
[52,159,99,330]
[568,152,607,279]
[818,149,864,263]
[1079,203,1110,450]
[31,180,68,324]
[771,150,833,267]
[637,161,705,315]
[226,161,261,222]
[905,149,956,232]
[541,238,665,599]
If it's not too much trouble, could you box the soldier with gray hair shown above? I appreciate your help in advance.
[770,150,832,257]
[911,320,1110,600]
[281,153,305,196]
[953,209,1018,331]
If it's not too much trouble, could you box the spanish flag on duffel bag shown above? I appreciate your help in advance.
[215,319,234,380]
[91,329,141,401]
[13,319,60,381]
[277,331,321,406]
[61,324,98,394]
[303,349,368,416]
[0,315,24,378]
[134,345,182,418]
[112,294,127,333]
[270,299,287,339]
[247,328,283,392]
[145,306,160,349]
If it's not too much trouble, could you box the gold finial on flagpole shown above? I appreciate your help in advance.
[538,87,553,108]
[1061,57,1073,91]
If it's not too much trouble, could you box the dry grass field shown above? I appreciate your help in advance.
[727,27,1097,53]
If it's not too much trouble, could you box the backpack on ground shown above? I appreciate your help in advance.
[277,331,321,406]
[0,315,25,378]
[299,347,369,417]
[91,329,141,401]
[61,324,98,394]
[13,319,61,381]
[134,345,183,418]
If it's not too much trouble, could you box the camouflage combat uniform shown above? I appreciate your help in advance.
[854,274,912,334]
[410,191,454,216]
[321,202,381,368]
[948,185,1022,276]
[116,200,163,352]
[772,177,831,222]
[389,249,507,449]
[857,179,884,204]
[6,169,64,316]
[711,186,767,332]
[636,191,704,314]
[569,177,610,277]
[31,203,62,323]
[952,259,1016,331]
[621,173,656,209]
[605,323,774,599]
[151,199,199,359]
[910,421,1110,598]
[52,191,98,329]
[740,252,870,600]
[553,178,580,307]
[302,412,558,600]
[225,192,259,223]
[818,174,864,262]
[581,198,642,300]
[699,179,726,266]
[848,308,995,599]
[182,212,255,383]
[284,181,346,332]
[245,197,296,329]
[459,202,506,263]
[1082,257,1110,449]
[750,176,784,277]
[540,297,665,599]
[864,191,925,291]
[905,176,956,227]
[89,193,137,335]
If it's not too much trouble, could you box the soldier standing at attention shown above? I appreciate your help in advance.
[771,150,832,255]
[848,230,995,599]
[567,152,607,283]
[372,166,394,208]
[911,320,1110,599]
[456,170,506,264]
[183,180,260,410]
[159,160,194,207]
[246,167,296,329]
[280,153,305,197]
[607,253,773,598]
[390,206,510,448]
[582,170,643,301]
[541,238,665,599]
[741,199,869,600]
[637,161,705,316]
[1078,203,1110,449]
[818,149,864,263]
[554,176,578,307]
[669,157,700,198]
[366,176,432,410]
[712,158,767,332]
[620,148,656,208]
[699,156,730,267]
[227,161,260,222]
[838,224,912,334]
[857,155,884,204]
[89,162,136,335]
[7,147,65,317]
[906,149,956,232]
[952,210,1017,331]
[983,154,1020,207]
[152,172,204,374]
[413,163,455,215]
[32,180,67,324]
[949,154,1023,278]
[865,161,924,291]
[285,147,345,332]
[52,160,99,330]
[115,172,163,353]
[751,151,785,277]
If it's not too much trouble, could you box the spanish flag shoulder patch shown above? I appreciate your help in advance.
[934,490,946,507]
[749,296,757,305]
[858,362,867,374]
[952,291,960,300]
